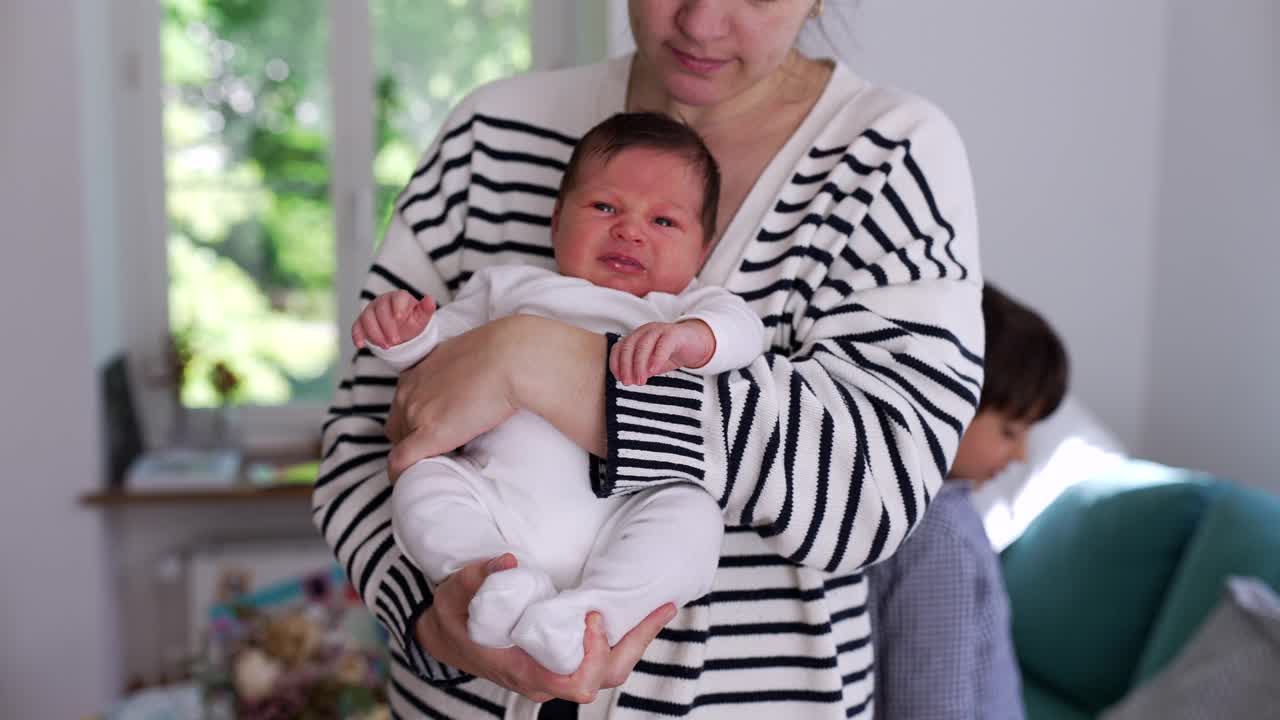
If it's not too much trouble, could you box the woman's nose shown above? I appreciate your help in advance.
[676,0,729,43]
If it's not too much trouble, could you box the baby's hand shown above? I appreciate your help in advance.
[352,290,436,349]
[610,320,715,386]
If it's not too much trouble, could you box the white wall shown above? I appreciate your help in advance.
[1143,1,1280,490]
[0,0,120,716]
[829,0,1169,451]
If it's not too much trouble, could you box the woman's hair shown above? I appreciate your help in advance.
[979,283,1069,422]
[558,112,721,244]
[797,0,862,63]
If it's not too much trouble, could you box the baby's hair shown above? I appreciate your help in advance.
[558,112,721,244]
[979,283,1069,423]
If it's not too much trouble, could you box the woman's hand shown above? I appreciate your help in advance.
[385,316,524,480]
[415,554,677,703]
[386,315,608,481]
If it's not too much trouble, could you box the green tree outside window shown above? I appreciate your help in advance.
[162,0,530,407]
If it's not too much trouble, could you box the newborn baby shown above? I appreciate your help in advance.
[353,112,764,674]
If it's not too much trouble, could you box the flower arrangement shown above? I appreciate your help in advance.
[209,359,243,448]
[211,360,242,406]
[199,566,389,720]
[155,331,245,448]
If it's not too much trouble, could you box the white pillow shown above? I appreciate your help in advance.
[968,394,1128,551]
[1100,576,1280,719]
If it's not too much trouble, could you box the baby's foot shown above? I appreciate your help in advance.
[467,566,556,649]
[510,599,590,675]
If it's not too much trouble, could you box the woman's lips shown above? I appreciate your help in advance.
[670,46,729,75]
[599,253,646,273]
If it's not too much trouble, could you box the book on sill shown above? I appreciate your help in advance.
[125,448,243,490]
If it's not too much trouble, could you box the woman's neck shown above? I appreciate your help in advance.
[626,50,822,135]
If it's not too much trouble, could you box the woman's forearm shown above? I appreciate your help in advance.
[510,315,609,457]
[384,315,607,478]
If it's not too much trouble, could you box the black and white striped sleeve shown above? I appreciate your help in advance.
[596,108,985,576]
[312,100,477,685]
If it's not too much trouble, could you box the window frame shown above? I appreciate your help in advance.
[111,0,603,453]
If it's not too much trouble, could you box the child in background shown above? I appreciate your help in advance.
[351,113,764,675]
[867,283,1068,720]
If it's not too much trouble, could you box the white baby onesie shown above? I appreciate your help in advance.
[376,264,765,675]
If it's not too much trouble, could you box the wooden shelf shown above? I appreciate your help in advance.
[81,483,314,506]
[82,443,323,507]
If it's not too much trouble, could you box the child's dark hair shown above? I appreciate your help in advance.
[979,283,1069,423]
[558,112,721,244]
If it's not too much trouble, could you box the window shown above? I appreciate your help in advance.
[162,1,344,409]
[115,0,604,450]
[371,0,536,238]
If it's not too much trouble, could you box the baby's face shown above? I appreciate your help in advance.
[551,146,707,297]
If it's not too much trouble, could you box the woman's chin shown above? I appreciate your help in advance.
[659,70,735,107]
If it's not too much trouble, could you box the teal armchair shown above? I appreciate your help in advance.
[999,460,1280,718]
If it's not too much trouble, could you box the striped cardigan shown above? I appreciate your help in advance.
[314,55,983,719]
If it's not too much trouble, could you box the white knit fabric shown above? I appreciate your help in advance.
[315,53,983,719]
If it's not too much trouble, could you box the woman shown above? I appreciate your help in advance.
[315,1,983,717]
